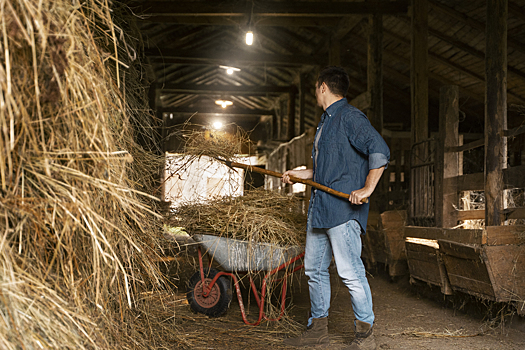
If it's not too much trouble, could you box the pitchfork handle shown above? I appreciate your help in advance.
[224,160,368,204]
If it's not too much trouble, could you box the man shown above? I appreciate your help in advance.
[281,66,389,350]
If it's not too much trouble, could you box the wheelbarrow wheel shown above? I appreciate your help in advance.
[187,268,232,317]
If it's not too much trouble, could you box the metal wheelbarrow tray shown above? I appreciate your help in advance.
[187,232,305,325]
[193,233,303,272]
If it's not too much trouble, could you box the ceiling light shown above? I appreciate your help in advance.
[215,100,233,108]
[219,65,241,74]
[245,31,253,45]
[212,121,223,129]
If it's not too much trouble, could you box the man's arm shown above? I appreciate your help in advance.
[281,169,313,184]
[349,166,385,205]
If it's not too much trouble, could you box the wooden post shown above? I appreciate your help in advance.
[287,90,296,140]
[435,85,460,228]
[313,66,323,125]
[410,0,428,145]
[299,73,307,135]
[368,11,383,133]
[485,0,507,226]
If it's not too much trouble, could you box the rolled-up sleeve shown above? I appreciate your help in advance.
[369,152,389,170]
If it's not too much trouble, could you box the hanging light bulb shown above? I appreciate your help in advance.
[212,121,223,129]
[215,100,233,108]
[219,65,241,74]
[245,31,253,45]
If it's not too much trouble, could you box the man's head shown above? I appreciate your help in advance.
[316,66,350,98]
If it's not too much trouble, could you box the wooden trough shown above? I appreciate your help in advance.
[405,225,525,315]
[363,210,408,278]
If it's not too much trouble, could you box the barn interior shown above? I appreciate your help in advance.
[1,0,525,349]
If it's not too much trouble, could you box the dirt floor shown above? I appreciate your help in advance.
[162,237,525,349]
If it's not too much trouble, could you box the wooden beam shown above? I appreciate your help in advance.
[446,138,484,153]
[299,73,307,134]
[399,16,525,84]
[156,83,297,95]
[140,15,339,27]
[435,85,460,228]
[159,106,274,116]
[429,0,525,56]
[411,0,429,144]
[145,48,321,66]
[367,11,383,132]
[287,91,297,140]
[137,1,409,17]
[484,0,507,227]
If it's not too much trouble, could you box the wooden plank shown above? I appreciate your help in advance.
[484,245,525,301]
[367,10,383,132]
[435,85,460,228]
[485,225,525,246]
[406,242,441,285]
[444,172,484,192]
[160,106,273,116]
[443,165,525,193]
[485,0,507,227]
[445,138,484,153]
[287,91,296,140]
[457,209,485,221]
[138,1,410,16]
[145,48,322,66]
[506,207,525,220]
[439,240,483,260]
[410,0,428,145]
[157,83,297,95]
[405,226,484,245]
[439,240,495,298]
[504,124,525,138]
[299,73,307,135]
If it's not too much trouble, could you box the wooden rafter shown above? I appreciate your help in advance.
[137,1,409,17]
[157,83,297,95]
[145,48,322,66]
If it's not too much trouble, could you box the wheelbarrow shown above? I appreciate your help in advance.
[186,233,304,326]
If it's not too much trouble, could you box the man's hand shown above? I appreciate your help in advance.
[349,188,373,205]
[281,169,313,185]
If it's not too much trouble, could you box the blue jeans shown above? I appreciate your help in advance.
[305,217,374,326]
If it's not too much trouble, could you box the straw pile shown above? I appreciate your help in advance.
[165,121,253,178]
[0,1,175,349]
[171,188,306,247]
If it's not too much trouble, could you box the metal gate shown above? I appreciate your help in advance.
[410,139,436,226]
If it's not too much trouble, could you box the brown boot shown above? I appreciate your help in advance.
[344,320,376,350]
[283,317,330,348]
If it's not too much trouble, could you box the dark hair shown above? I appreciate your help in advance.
[317,66,350,97]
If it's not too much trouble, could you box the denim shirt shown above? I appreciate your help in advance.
[309,98,390,232]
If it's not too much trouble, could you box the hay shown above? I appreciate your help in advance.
[390,327,484,338]
[171,188,306,248]
[0,0,180,349]
[165,121,253,174]
[168,188,306,326]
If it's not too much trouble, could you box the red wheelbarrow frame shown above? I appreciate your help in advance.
[196,245,305,326]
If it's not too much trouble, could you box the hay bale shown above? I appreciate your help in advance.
[0,1,175,348]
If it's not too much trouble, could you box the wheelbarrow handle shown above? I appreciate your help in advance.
[221,159,368,204]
